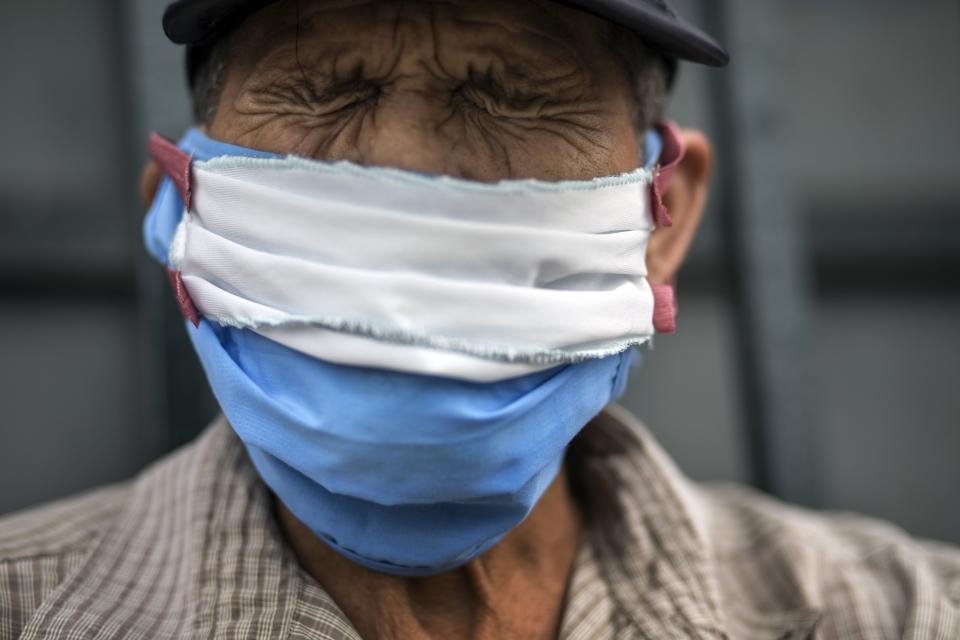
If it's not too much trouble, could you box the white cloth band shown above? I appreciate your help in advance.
[170,156,659,381]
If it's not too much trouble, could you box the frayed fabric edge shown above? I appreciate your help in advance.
[197,155,655,194]
[209,311,654,366]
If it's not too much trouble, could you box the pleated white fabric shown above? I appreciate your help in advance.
[170,156,659,381]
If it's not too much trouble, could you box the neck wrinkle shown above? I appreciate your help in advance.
[276,462,582,640]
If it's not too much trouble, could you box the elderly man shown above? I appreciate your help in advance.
[2,1,959,638]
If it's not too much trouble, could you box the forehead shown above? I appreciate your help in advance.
[229,0,611,63]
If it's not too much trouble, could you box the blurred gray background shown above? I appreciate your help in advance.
[1,0,958,544]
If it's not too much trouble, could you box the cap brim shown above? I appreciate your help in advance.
[164,0,728,66]
[561,0,728,66]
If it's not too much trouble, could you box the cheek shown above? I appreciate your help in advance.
[456,117,639,181]
[209,107,370,161]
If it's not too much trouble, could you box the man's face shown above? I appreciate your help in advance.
[207,0,642,182]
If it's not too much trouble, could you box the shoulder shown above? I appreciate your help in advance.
[0,484,128,561]
[697,483,960,637]
[0,484,129,638]
[580,406,960,636]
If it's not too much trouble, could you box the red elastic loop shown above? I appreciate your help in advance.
[651,283,677,334]
[148,133,193,211]
[650,121,687,228]
[166,268,201,328]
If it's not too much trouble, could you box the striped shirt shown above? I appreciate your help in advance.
[1,405,958,639]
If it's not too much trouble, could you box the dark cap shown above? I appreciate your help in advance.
[164,0,728,83]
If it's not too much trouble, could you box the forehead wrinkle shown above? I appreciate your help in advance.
[440,17,582,58]
[238,8,420,86]
[234,1,389,64]
[241,0,599,63]
[427,21,592,97]
[440,25,587,81]
[411,0,594,68]
[410,0,592,39]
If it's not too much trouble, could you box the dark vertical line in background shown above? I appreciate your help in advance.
[700,0,821,506]
[700,1,767,494]
[117,0,216,458]
[104,0,161,468]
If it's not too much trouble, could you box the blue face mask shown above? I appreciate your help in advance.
[144,129,659,576]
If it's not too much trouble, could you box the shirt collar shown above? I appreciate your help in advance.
[21,408,821,639]
[571,404,822,639]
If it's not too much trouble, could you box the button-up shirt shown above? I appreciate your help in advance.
[1,405,958,639]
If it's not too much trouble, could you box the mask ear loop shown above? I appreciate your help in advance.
[651,283,677,334]
[149,133,201,327]
[149,133,193,210]
[648,122,688,334]
[650,121,686,228]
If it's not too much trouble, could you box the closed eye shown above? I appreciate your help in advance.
[246,71,381,118]
[456,65,552,119]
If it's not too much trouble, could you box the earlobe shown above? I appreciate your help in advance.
[140,160,163,208]
[646,128,714,284]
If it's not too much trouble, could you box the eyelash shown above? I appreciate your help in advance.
[314,80,381,114]
[461,67,543,113]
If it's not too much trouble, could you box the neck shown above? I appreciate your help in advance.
[276,465,582,640]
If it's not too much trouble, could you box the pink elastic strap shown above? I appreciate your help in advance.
[651,283,677,334]
[149,133,193,211]
[650,121,687,228]
[166,269,201,328]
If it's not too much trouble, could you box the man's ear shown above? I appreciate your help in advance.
[646,129,714,283]
[140,160,163,208]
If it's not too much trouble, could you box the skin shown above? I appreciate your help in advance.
[207,0,641,180]
[142,1,714,637]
